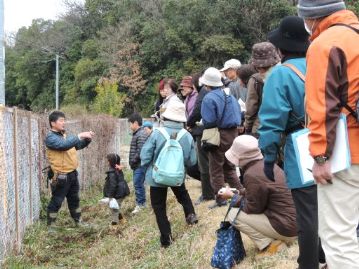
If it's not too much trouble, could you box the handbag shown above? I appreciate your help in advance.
[211,200,246,269]
[202,91,228,151]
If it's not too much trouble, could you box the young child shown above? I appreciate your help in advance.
[128,113,149,214]
[103,153,128,225]
[143,121,153,136]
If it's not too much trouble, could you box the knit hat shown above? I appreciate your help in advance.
[162,101,187,123]
[297,0,346,19]
[225,135,263,167]
[143,121,153,129]
[268,16,310,53]
[250,42,280,68]
[220,59,242,72]
[199,67,223,87]
[179,76,193,89]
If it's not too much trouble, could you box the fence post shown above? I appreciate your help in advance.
[13,107,20,252]
[28,112,33,223]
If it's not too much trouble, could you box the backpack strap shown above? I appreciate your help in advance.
[282,63,306,82]
[176,128,187,142]
[282,63,308,128]
[157,127,170,140]
[330,23,359,34]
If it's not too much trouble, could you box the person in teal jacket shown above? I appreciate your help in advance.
[258,16,326,269]
[140,101,198,248]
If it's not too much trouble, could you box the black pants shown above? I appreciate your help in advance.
[195,136,215,200]
[150,184,195,237]
[291,185,326,269]
[47,171,81,224]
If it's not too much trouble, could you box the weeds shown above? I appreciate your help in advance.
[3,172,299,269]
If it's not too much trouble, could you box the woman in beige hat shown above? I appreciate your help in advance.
[219,135,297,255]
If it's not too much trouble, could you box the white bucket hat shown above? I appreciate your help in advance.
[199,67,223,87]
[162,101,187,123]
[220,59,242,72]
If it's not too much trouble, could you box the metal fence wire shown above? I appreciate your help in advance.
[0,107,131,262]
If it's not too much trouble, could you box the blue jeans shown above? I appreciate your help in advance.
[133,166,146,206]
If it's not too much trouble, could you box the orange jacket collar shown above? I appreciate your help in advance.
[310,10,359,41]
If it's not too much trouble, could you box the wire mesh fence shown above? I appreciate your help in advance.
[0,107,131,262]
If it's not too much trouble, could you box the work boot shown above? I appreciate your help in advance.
[186,213,198,225]
[160,234,173,248]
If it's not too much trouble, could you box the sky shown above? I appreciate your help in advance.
[4,0,84,33]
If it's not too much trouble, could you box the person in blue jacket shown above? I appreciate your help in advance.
[258,16,325,269]
[200,67,242,209]
[140,101,198,248]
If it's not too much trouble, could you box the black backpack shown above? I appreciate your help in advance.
[331,23,359,122]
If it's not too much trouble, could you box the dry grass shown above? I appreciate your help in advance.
[4,173,299,269]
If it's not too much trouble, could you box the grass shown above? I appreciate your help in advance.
[3,171,299,269]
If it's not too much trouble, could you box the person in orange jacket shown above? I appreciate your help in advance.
[298,1,359,268]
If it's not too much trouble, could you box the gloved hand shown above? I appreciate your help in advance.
[264,162,275,182]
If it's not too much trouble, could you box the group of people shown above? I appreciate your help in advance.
[44,1,358,268]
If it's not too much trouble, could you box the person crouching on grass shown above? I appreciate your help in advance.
[103,154,129,225]
[219,135,297,255]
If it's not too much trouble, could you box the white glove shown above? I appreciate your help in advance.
[109,198,120,210]
[99,197,110,204]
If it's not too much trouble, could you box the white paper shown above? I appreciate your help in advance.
[292,114,351,184]
[238,99,246,112]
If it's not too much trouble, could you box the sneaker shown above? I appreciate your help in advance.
[186,213,198,225]
[75,220,91,228]
[258,240,287,256]
[208,200,227,209]
[131,205,145,214]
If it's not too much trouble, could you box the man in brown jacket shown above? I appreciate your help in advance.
[220,135,297,254]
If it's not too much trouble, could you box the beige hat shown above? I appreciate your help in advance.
[220,59,242,72]
[162,101,187,123]
[225,135,263,167]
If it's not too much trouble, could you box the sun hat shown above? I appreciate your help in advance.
[179,76,193,89]
[268,16,310,53]
[250,42,280,68]
[199,67,223,87]
[225,135,263,167]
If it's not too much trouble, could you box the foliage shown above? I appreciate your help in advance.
[91,79,126,117]
[5,0,315,116]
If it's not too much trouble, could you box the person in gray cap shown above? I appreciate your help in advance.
[298,1,359,268]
